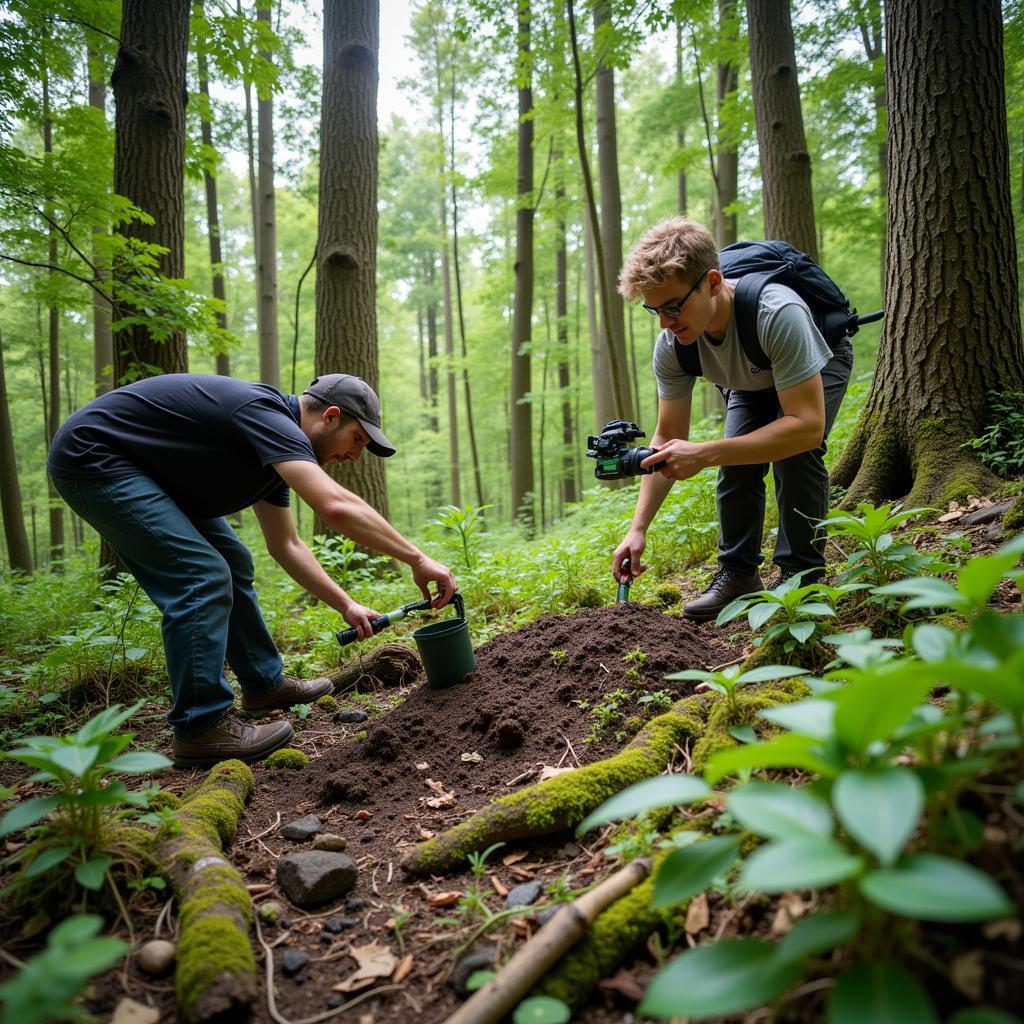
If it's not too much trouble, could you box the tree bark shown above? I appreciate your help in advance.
[111,0,190,380]
[316,0,388,516]
[715,0,739,246]
[555,157,577,508]
[196,8,231,377]
[584,213,612,429]
[747,0,817,260]
[675,20,687,215]
[510,0,535,532]
[858,4,887,299]
[832,0,1024,506]
[256,4,279,388]
[87,48,114,396]
[0,331,33,572]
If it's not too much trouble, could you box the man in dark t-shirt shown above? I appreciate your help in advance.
[48,373,457,768]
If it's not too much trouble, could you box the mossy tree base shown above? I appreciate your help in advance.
[154,760,257,1023]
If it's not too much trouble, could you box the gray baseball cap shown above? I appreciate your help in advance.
[302,374,396,457]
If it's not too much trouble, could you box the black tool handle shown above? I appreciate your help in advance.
[336,614,392,647]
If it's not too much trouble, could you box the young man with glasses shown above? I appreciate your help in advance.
[612,217,853,621]
[48,373,457,767]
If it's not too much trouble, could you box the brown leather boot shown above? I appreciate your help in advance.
[683,567,763,623]
[241,674,333,714]
[172,713,294,769]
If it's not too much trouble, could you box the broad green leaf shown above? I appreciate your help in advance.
[639,940,801,1019]
[465,970,495,992]
[576,774,711,835]
[728,781,833,840]
[948,1010,1023,1024]
[833,668,935,754]
[75,855,112,891]
[833,768,924,866]
[859,854,1013,921]
[705,733,839,785]
[758,699,836,739]
[872,577,963,610]
[57,936,128,976]
[23,846,72,878]
[652,837,740,907]
[774,910,860,965]
[934,661,1024,714]
[512,996,570,1024]
[48,913,104,946]
[728,725,757,744]
[76,701,143,745]
[50,744,101,777]
[789,621,816,643]
[106,752,172,774]
[72,781,131,807]
[797,602,836,617]
[748,601,780,632]
[828,962,938,1024]
[910,623,958,662]
[958,545,1024,608]
[740,838,864,893]
[665,669,716,682]
[0,795,61,837]
[736,665,811,684]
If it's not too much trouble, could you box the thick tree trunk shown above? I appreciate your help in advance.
[510,0,535,532]
[0,331,32,572]
[110,0,190,380]
[714,0,739,246]
[747,0,817,260]
[88,49,114,396]
[555,163,577,508]
[675,21,687,215]
[196,12,231,377]
[832,0,1024,506]
[584,214,613,429]
[256,5,279,388]
[593,0,633,423]
[858,9,887,299]
[316,0,388,517]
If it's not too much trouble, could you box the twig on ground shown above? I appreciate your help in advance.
[709,655,745,672]
[241,812,283,844]
[154,897,174,940]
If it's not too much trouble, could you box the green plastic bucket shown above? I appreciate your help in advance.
[412,593,475,689]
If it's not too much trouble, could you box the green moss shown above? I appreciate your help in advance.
[178,864,253,929]
[264,748,309,770]
[175,914,256,1020]
[314,694,339,711]
[909,418,998,508]
[692,731,738,773]
[146,791,180,812]
[652,582,682,607]
[1005,493,1024,533]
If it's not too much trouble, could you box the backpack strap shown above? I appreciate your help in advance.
[731,271,777,372]
[673,338,703,377]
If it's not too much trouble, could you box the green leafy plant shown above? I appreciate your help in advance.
[666,665,809,719]
[0,700,170,894]
[460,841,505,923]
[0,914,127,1024]
[549,649,567,668]
[963,389,1024,477]
[433,503,494,569]
[512,995,571,1024]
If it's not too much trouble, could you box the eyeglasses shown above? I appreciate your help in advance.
[641,269,709,318]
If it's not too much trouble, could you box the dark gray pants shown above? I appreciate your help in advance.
[716,342,853,575]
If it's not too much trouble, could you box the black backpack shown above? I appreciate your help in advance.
[673,240,883,378]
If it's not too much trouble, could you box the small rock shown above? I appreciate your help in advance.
[505,881,543,909]
[987,523,1006,543]
[334,709,369,723]
[312,832,347,852]
[326,994,345,1008]
[281,949,310,978]
[323,916,343,934]
[556,842,582,859]
[111,997,160,1024]
[336,915,360,929]
[962,498,1015,526]
[136,939,176,976]
[451,945,498,995]
[277,851,358,907]
[346,897,368,912]
[319,931,334,944]
[280,814,323,842]
[279,916,293,930]
[359,832,376,844]
[355,809,372,821]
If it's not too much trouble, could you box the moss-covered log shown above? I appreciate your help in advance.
[154,760,256,1023]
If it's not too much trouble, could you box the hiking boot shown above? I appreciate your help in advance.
[241,675,333,714]
[684,567,763,623]
[768,565,827,590]
[172,713,294,769]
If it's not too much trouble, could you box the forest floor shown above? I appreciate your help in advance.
[1,495,1022,1024]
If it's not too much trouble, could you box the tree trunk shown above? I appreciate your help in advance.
[510,0,535,532]
[197,8,231,377]
[256,4,279,388]
[593,0,633,423]
[715,0,739,247]
[583,215,610,428]
[858,6,887,299]
[747,0,817,260]
[316,0,388,516]
[832,0,1024,506]
[0,331,33,573]
[555,160,577,508]
[111,0,190,380]
[675,20,687,214]
[88,48,114,396]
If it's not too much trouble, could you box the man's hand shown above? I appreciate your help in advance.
[412,555,458,607]
[641,438,708,481]
[613,530,647,581]
[341,598,383,641]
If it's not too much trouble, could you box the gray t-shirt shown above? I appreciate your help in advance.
[653,282,832,398]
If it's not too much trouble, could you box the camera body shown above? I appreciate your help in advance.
[586,420,665,479]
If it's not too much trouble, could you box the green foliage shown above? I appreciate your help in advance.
[513,996,571,1024]
[666,664,809,719]
[0,914,127,1024]
[432,503,494,569]
[963,390,1024,477]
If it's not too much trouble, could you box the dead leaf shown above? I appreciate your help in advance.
[508,865,535,881]
[951,951,985,1000]
[489,874,509,898]
[296,800,316,814]
[461,751,484,763]
[984,918,1023,941]
[427,890,462,907]
[333,942,398,993]
[538,765,574,780]
[684,892,709,934]
[393,953,414,984]
[770,892,808,936]
[598,969,645,1002]
[418,827,435,840]
[421,778,456,809]
[938,510,964,523]
[502,850,529,866]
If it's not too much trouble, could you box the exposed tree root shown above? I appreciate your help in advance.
[153,760,257,1023]
[327,642,421,693]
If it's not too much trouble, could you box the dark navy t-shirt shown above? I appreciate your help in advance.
[47,375,318,519]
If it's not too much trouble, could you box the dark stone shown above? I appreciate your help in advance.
[336,915,360,929]
[280,814,322,842]
[556,842,581,859]
[323,916,343,934]
[326,994,345,1008]
[319,932,333,944]
[505,880,543,909]
[281,949,310,977]
[961,499,1015,527]
[278,917,292,930]
[346,897,368,912]
[276,851,358,907]
[333,709,369,724]
[451,944,498,995]
[359,832,376,844]
[987,524,1006,543]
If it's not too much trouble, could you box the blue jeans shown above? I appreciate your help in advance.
[51,474,284,736]
[716,342,853,575]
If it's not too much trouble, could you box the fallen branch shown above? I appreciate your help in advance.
[327,643,421,693]
[444,858,652,1024]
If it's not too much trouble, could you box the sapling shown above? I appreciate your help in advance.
[666,664,810,719]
